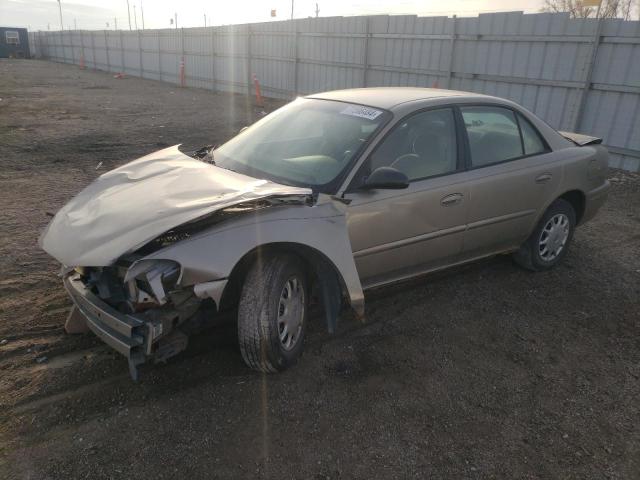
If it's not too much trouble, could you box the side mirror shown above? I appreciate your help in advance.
[361,167,409,190]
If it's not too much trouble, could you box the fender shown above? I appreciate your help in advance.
[140,194,365,321]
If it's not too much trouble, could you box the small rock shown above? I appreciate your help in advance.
[562,433,569,439]
[0,339,8,345]
[36,356,48,364]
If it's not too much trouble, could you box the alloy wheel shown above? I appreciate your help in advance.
[277,276,305,351]
[539,213,570,261]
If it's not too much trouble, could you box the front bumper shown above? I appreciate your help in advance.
[63,273,147,364]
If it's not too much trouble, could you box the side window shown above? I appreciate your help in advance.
[518,113,547,155]
[368,108,457,181]
[461,106,523,167]
[5,31,19,45]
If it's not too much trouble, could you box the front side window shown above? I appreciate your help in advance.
[461,106,523,167]
[365,108,458,182]
[5,31,19,45]
[214,98,389,192]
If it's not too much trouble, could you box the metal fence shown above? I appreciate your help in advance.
[29,12,640,171]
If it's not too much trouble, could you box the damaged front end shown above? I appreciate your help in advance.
[64,259,199,380]
[57,194,329,381]
[60,196,310,380]
[43,144,366,379]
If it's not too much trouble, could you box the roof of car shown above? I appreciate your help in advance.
[307,87,490,110]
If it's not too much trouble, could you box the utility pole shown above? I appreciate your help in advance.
[133,5,138,29]
[57,0,64,31]
[291,0,294,20]
[47,23,50,31]
[74,18,77,30]
[174,13,178,29]
[204,13,207,27]
[126,0,132,30]
[315,3,320,17]
[140,0,145,29]
[114,17,118,30]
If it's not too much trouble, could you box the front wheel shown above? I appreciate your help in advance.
[513,199,576,271]
[237,254,308,373]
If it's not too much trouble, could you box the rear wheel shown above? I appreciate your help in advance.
[513,199,576,271]
[237,254,308,373]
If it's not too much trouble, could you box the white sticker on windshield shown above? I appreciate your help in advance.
[340,104,383,120]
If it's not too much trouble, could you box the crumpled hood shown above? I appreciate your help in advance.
[39,145,311,266]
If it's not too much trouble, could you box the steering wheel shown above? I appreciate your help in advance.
[390,153,420,176]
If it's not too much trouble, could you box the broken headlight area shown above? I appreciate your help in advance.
[123,259,181,307]
[76,260,181,312]
[69,260,204,376]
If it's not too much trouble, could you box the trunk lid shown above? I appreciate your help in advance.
[558,131,603,146]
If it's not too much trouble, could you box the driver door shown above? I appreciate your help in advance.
[343,107,469,288]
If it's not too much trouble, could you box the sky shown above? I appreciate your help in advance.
[1,0,548,31]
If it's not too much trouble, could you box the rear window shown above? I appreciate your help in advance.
[518,113,547,155]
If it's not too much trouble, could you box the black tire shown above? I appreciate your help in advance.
[513,198,576,271]
[237,254,308,373]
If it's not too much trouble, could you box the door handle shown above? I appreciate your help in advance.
[440,193,464,206]
[535,173,552,184]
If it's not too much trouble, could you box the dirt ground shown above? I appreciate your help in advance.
[1,59,639,480]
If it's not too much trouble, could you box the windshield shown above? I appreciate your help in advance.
[213,98,390,192]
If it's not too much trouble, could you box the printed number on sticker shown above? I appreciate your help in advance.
[340,104,383,120]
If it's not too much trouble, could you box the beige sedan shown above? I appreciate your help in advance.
[40,88,610,379]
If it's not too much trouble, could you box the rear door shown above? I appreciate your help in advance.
[459,105,562,257]
[343,107,469,288]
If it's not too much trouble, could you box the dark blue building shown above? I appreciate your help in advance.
[0,27,30,58]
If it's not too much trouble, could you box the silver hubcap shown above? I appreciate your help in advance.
[277,276,305,351]
[539,213,570,261]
